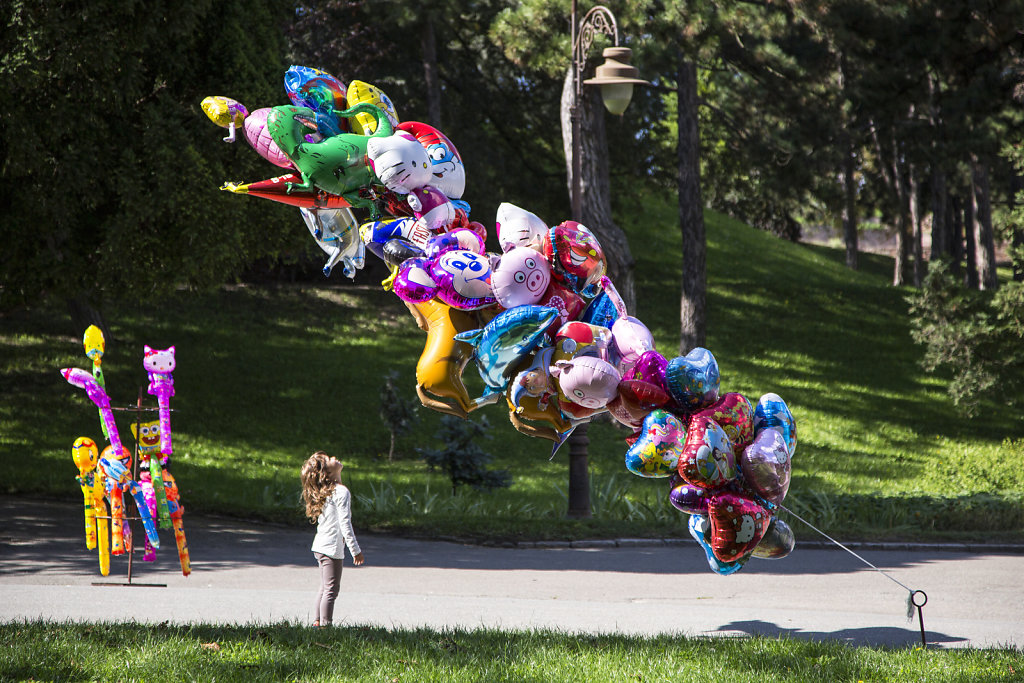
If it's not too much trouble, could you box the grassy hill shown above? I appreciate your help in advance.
[2,193,1022,543]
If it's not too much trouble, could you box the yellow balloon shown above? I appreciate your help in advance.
[346,80,399,135]
[200,96,249,129]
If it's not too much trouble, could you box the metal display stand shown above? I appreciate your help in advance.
[91,388,170,587]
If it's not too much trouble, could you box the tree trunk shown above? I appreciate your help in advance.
[929,166,947,263]
[909,164,924,287]
[964,190,979,289]
[841,137,859,270]
[971,154,998,290]
[560,70,637,312]
[950,193,964,280]
[566,423,591,518]
[1012,173,1023,283]
[676,55,706,354]
[422,15,442,129]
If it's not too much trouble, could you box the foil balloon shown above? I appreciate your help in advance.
[541,221,607,294]
[243,108,295,169]
[455,305,559,406]
[347,80,399,134]
[392,250,495,310]
[664,347,720,412]
[367,130,433,194]
[382,239,424,268]
[71,436,100,549]
[753,393,797,457]
[578,290,620,329]
[398,121,466,200]
[301,208,365,278]
[221,173,351,210]
[490,246,552,309]
[284,65,345,109]
[407,185,458,232]
[607,379,670,430]
[610,316,655,375]
[201,96,249,142]
[678,415,737,490]
[623,409,685,478]
[495,202,548,252]
[693,392,755,452]
[506,347,573,443]
[689,515,746,576]
[751,517,795,559]
[668,473,710,515]
[536,280,586,332]
[410,299,482,418]
[296,76,347,137]
[268,103,392,204]
[706,491,772,564]
[361,217,434,259]
[626,350,669,389]
[551,356,621,412]
[551,321,613,364]
[424,228,485,257]
[739,427,791,504]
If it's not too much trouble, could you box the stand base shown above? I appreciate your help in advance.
[91,581,167,588]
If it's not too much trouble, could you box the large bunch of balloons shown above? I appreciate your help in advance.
[206,66,797,575]
[62,326,190,577]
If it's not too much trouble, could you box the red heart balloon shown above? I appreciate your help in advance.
[677,415,737,490]
[707,492,772,563]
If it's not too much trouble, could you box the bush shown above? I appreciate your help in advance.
[418,416,512,495]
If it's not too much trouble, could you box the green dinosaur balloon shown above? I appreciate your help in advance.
[267,103,393,204]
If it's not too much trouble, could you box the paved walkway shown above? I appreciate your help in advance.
[1,496,1021,650]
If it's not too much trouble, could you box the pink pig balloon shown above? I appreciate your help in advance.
[550,356,621,410]
[491,246,551,309]
[244,107,294,169]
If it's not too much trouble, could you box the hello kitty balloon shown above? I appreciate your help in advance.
[495,203,548,252]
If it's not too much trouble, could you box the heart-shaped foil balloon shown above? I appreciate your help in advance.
[664,347,720,412]
[693,392,755,451]
[607,379,671,429]
[751,518,795,559]
[626,350,668,389]
[707,492,772,563]
[753,392,797,457]
[624,409,685,478]
[688,515,746,576]
[678,415,737,490]
[739,427,791,504]
[668,474,710,515]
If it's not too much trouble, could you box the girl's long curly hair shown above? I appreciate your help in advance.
[301,451,337,522]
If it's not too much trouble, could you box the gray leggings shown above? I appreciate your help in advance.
[313,552,343,625]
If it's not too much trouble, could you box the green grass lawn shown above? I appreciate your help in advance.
[2,194,1022,543]
[2,621,1021,682]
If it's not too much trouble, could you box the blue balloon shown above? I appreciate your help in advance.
[665,347,720,412]
[753,393,797,457]
[455,305,558,405]
[688,515,745,576]
[578,291,620,329]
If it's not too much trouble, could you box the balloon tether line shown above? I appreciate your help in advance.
[779,503,929,647]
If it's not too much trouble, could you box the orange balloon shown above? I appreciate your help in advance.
[411,300,496,418]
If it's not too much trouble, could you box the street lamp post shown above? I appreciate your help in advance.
[566,1,648,517]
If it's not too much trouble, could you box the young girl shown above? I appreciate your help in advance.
[301,451,365,627]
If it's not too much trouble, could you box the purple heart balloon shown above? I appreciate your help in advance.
[739,428,791,504]
[668,479,710,515]
[627,350,668,388]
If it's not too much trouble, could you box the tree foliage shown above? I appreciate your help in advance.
[0,0,299,311]
[418,415,511,495]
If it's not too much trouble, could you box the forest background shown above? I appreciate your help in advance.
[2,0,1023,541]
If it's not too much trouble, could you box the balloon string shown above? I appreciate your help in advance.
[778,503,916,595]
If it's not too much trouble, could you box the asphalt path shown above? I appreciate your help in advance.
[1,496,1021,650]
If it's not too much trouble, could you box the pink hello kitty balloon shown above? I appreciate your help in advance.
[491,246,551,309]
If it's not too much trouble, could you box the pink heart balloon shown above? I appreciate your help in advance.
[707,491,771,563]
[739,428,791,504]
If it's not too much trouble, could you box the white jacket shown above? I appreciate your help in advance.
[310,484,361,560]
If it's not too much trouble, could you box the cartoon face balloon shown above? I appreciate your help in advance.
[347,80,400,134]
[398,122,466,199]
[495,202,548,252]
[491,246,552,309]
[542,221,607,293]
[392,250,495,310]
[367,131,433,194]
[550,356,621,410]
